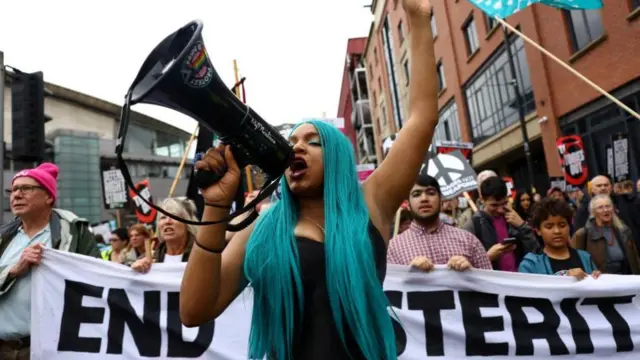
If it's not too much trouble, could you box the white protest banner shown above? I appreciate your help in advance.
[33,250,640,359]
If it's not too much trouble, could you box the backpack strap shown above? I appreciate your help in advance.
[472,216,483,243]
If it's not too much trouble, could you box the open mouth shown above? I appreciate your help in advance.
[163,228,174,235]
[289,157,308,178]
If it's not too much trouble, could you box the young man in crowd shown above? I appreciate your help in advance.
[387,173,492,271]
[519,197,600,280]
[464,176,538,271]
[457,170,497,228]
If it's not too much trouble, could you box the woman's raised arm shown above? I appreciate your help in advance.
[180,145,250,326]
[364,0,439,232]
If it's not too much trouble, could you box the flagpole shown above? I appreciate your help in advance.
[495,17,640,122]
[233,59,254,193]
[502,25,537,194]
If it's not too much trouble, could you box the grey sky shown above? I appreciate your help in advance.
[0,0,372,133]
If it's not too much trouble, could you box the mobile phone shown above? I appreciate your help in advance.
[502,237,518,246]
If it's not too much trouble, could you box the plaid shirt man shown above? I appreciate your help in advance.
[387,220,492,269]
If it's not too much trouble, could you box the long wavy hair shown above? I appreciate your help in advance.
[243,120,396,359]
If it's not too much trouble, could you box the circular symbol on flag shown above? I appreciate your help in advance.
[182,42,214,88]
[426,154,466,187]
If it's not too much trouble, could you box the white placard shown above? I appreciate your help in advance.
[102,170,127,206]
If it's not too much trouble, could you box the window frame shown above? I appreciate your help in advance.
[564,9,605,52]
[462,15,480,56]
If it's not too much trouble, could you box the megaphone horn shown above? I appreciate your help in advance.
[116,20,292,228]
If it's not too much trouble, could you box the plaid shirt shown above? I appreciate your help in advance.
[387,220,492,269]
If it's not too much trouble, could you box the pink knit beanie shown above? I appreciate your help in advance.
[12,162,59,202]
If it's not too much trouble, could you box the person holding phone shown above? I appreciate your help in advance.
[464,176,538,271]
[519,197,600,280]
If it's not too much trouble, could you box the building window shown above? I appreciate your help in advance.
[374,48,379,65]
[430,13,438,37]
[565,10,604,52]
[464,36,536,144]
[434,101,463,142]
[55,134,102,224]
[155,131,184,158]
[484,13,498,32]
[436,62,446,92]
[381,105,388,126]
[463,16,480,56]
[382,15,404,128]
[398,20,405,43]
[403,60,410,85]
[378,76,382,91]
[368,64,373,81]
[631,0,640,10]
[355,70,369,100]
[560,91,640,181]
[126,124,155,155]
[372,91,377,108]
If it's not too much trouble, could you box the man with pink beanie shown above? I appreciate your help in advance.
[0,163,100,359]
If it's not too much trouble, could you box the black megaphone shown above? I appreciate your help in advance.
[116,20,293,228]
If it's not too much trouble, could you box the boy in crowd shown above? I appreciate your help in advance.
[519,197,600,280]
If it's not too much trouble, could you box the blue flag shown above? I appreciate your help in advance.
[469,0,603,19]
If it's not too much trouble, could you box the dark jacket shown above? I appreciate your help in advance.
[0,209,101,296]
[575,193,640,250]
[572,217,640,275]
[463,210,539,269]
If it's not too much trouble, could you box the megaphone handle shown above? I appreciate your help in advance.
[195,169,225,189]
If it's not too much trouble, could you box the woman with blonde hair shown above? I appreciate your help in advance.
[128,223,152,262]
[132,197,199,272]
[572,194,640,274]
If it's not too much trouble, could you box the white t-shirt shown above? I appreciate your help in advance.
[163,254,183,264]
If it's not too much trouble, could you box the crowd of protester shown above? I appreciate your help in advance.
[389,171,640,280]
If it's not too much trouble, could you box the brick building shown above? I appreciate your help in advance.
[364,0,640,192]
[337,37,377,165]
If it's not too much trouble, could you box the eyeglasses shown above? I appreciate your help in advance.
[5,185,43,196]
[595,204,613,211]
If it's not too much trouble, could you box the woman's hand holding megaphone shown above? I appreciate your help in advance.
[195,145,241,207]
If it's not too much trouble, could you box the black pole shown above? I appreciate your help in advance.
[502,25,536,194]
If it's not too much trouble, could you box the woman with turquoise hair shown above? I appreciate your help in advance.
[180,0,438,358]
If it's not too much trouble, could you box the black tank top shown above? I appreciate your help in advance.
[290,220,387,359]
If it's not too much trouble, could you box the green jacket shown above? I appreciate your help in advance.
[0,208,101,296]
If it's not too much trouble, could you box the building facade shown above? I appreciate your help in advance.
[3,75,194,225]
[337,37,377,165]
[364,0,640,192]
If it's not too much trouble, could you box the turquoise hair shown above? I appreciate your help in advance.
[244,120,396,359]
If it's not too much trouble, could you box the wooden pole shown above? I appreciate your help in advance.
[168,126,199,197]
[495,17,640,122]
[463,192,479,213]
[392,207,402,237]
[233,59,254,192]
